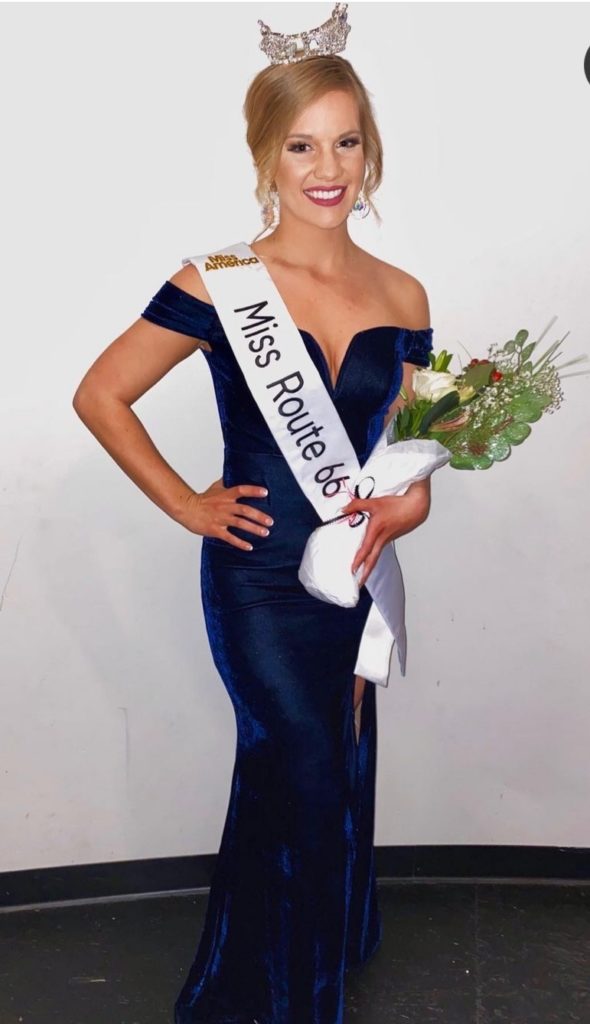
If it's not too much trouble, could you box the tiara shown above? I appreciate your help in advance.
[258,2,351,66]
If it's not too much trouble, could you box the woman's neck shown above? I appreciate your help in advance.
[251,220,361,277]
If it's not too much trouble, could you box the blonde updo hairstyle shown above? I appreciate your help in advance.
[243,55,384,241]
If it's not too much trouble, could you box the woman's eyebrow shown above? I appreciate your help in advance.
[285,129,361,139]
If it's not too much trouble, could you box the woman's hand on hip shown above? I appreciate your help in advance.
[177,477,273,550]
[340,476,431,588]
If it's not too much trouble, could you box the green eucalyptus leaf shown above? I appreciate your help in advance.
[521,342,536,362]
[486,435,511,461]
[515,329,529,345]
[503,421,531,444]
[471,454,494,469]
[508,395,545,420]
[450,453,477,470]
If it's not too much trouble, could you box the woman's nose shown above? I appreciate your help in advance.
[314,150,342,178]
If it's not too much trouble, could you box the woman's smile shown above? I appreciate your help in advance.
[302,185,347,206]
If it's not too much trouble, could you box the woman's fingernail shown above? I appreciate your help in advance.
[260,488,268,496]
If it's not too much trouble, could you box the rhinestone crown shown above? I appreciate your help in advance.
[258,3,351,66]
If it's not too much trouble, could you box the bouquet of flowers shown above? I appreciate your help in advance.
[298,316,588,609]
[389,315,588,469]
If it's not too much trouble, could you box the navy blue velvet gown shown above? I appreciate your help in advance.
[141,278,433,1024]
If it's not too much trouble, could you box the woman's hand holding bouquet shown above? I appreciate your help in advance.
[298,316,588,607]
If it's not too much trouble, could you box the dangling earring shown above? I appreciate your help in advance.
[349,188,370,220]
[262,183,280,230]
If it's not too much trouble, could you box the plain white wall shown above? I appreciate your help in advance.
[1,2,589,873]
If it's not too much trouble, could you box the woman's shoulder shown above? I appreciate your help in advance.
[361,249,431,331]
[167,261,215,307]
[140,259,220,350]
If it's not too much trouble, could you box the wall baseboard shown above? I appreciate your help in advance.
[1,845,588,911]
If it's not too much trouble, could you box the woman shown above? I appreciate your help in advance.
[73,35,433,1024]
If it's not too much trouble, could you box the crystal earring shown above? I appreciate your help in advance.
[349,188,370,220]
[262,184,280,229]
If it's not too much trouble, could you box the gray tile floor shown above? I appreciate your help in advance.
[1,882,588,1023]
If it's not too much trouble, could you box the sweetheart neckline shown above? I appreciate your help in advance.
[298,325,401,394]
[165,279,433,394]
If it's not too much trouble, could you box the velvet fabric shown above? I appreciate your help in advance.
[141,281,433,1024]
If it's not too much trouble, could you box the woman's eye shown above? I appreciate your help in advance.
[286,137,361,154]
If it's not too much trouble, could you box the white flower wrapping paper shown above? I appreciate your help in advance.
[297,439,452,607]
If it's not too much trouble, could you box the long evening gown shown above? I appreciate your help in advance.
[140,276,433,1024]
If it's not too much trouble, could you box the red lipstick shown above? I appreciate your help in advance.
[303,186,347,207]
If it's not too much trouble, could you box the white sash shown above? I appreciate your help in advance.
[182,241,415,687]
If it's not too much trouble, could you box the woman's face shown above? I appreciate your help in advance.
[273,88,365,228]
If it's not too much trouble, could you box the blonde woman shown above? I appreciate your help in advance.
[73,9,433,1023]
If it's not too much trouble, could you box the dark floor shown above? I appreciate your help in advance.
[1,881,589,1023]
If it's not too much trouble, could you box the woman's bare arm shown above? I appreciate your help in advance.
[72,273,271,545]
[72,307,208,522]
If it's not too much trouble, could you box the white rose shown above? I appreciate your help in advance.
[413,368,458,403]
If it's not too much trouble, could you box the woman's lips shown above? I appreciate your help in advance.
[303,186,347,207]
